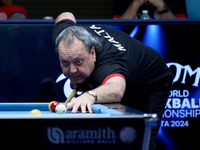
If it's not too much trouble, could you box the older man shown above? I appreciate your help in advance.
[52,12,173,150]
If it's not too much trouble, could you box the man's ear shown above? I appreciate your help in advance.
[90,46,96,62]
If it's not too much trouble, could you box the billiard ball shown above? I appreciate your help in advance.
[55,104,66,114]
[119,126,137,143]
[48,101,60,112]
[29,109,42,115]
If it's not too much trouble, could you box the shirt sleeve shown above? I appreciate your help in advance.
[89,62,129,88]
[102,73,126,84]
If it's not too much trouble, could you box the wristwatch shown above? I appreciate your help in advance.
[159,4,170,15]
[86,91,98,103]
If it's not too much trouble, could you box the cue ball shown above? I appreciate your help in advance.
[29,109,42,115]
[55,104,66,114]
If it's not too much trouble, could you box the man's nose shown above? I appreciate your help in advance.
[69,64,77,74]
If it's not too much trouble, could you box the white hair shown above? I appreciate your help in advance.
[55,25,103,53]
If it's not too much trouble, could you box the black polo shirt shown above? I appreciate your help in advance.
[52,20,174,108]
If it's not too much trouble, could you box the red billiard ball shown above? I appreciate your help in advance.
[48,101,60,112]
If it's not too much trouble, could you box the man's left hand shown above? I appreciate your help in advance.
[66,92,94,113]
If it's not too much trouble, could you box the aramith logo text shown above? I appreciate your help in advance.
[47,126,136,144]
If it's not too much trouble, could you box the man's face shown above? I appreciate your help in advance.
[58,37,96,88]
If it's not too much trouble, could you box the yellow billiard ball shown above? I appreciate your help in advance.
[29,109,42,115]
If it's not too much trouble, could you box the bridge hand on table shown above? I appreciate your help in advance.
[66,92,95,113]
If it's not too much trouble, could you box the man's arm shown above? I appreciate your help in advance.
[149,0,176,19]
[55,12,76,23]
[66,76,126,113]
[119,0,176,19]
[120,0,144,19]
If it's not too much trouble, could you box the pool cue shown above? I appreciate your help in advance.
[64,84,81,106]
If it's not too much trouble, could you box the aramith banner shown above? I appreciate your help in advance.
[0,20,200,149]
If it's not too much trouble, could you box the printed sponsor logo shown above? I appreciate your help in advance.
[47,126,137,144]
[119,126,137,144]
[167,62,200,87]
[161,63,200,127]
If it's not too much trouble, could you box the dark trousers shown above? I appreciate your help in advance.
[143,84,171,150]
[121,82,171,150]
